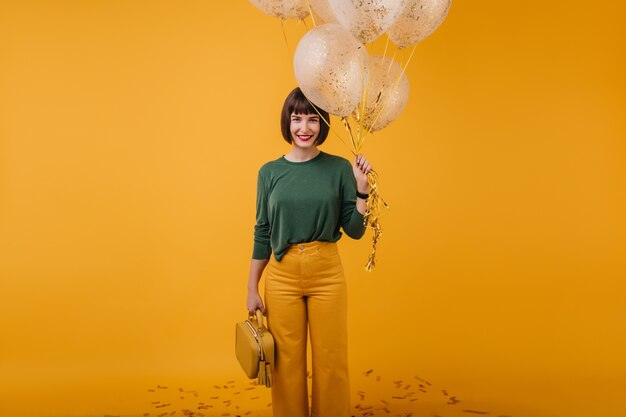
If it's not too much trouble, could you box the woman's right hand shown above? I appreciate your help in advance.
[247,290,266,316]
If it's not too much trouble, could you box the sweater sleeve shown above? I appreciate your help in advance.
[339,160,366,239]
[252,168,272,260]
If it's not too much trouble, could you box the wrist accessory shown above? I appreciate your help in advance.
[235,309,274,387]
[356,190,369,200]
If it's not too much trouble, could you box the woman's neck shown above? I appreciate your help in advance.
[284,146,320,162]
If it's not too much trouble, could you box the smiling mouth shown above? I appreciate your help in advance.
[297,135,313,141]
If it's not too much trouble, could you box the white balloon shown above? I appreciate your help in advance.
[388,0,451,47]
[294,24,368,117]
[309,0,338,24]
[329,0,405,43]
[360,55,410,132]
[248,0,310,20]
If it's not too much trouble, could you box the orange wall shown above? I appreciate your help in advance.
[1,1,625,416]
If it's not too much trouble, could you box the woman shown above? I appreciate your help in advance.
[246,87,372,417]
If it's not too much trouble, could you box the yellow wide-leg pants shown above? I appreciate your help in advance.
[265,241,350,417]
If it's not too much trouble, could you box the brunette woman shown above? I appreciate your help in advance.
[246,87,372,417]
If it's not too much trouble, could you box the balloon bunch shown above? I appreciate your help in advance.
[249,0,452,271]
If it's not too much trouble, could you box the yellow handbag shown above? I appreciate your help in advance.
[235,309,274,387]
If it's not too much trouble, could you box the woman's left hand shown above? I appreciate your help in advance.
[353,154,372,194]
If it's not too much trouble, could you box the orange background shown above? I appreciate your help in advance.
[1,1,625,416]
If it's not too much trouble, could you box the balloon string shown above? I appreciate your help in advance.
[332,117,357,156]
[385,45,396,74]
[280,19,292,69]
[341,116,358,153]
[362,44,416,141]
[365,43,397,132]
[306,1,317,27]
[381,33,391,62]
[356,45,369,153]
[400,43,418,78]
[358,38,397,145]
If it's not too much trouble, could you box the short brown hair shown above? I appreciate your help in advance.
[280,87,330,145]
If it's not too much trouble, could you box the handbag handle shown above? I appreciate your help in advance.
[255,309,265,332]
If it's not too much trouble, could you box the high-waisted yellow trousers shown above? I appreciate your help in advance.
[265,241,350,417]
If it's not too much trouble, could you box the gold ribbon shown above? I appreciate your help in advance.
[363,169,388,272]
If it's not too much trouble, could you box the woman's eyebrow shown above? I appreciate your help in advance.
[291,114,318,120]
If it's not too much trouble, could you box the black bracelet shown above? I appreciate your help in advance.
[356,190,369,200]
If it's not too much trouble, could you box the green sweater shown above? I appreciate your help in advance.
[252,151,366,261]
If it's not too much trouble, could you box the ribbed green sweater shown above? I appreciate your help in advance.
[252,151,366,261]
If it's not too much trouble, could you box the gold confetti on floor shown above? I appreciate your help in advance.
[91,370,516,417]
